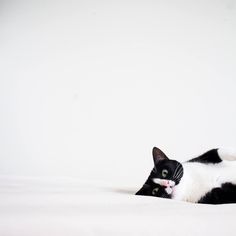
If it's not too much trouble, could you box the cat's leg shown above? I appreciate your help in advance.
[217,148,236,161]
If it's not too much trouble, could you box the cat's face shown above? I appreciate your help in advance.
[136,147,184,198]
[152,159,183,186]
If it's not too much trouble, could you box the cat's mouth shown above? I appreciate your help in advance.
[152,178,175,194]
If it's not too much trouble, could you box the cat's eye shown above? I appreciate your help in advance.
[152,187,159,195]
[162,169,168,178]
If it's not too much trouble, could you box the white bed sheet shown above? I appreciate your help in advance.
[0,176,235,236]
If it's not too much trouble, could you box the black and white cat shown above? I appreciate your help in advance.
[136,147,236,204]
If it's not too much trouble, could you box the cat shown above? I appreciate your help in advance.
[136,147,236,204]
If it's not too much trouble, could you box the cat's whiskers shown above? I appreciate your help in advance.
[175,168,183,178]
[174,169,183,183]
[175,170,183,180]
[173,163,181,179]
[172,164,179,179]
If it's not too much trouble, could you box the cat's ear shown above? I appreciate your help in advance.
[152,147,168,166]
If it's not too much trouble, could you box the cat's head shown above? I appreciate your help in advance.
[136,147,184,198]
[151,147,184,186]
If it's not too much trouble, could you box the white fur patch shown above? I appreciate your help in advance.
[165,187,173,194]
[172,160,236,203]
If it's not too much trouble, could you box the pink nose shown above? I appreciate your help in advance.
[163,180,169,186]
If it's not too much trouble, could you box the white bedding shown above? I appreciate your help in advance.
[0,176,235,236]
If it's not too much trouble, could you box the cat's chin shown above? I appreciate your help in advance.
[165,187,173,194]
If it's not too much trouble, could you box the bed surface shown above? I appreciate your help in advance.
[0,176,235,236]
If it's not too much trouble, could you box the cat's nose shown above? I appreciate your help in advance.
[163,180,169,186]
[163,180,175,187]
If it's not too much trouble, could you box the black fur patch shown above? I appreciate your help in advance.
[198,183,236,204]
[135,182,170,199]
[188,149,222,164]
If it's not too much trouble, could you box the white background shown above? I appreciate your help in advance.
[1,0,236,185]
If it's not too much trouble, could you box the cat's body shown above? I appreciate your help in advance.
[136,147,236,204]
[173,160,236,203]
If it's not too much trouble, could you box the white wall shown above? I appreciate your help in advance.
[1,0,236,184]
